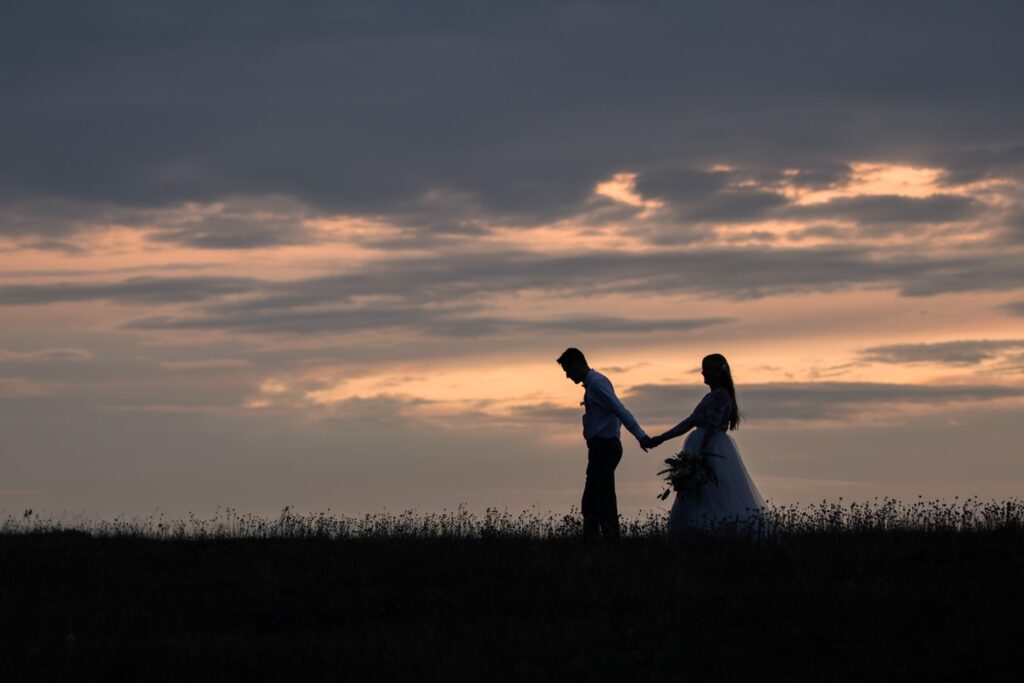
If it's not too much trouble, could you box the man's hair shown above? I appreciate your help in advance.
[556,347,587,367]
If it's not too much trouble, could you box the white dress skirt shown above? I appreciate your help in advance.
[667,428,767,536]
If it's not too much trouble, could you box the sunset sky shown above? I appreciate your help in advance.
[2,1,1023,519]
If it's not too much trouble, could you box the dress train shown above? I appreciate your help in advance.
[667,428,767,535]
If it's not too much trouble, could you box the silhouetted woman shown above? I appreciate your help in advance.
[647,354,766,535]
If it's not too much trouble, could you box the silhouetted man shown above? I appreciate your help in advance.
[557,348,649,540]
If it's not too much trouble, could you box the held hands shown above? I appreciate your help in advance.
[640,435,665,451]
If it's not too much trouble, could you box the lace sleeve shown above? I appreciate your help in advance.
[661,390,733,439]
[701,389,733,431]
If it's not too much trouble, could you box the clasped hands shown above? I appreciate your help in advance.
[640,434,666,452]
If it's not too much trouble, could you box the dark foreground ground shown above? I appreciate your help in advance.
[2,527,1022,682]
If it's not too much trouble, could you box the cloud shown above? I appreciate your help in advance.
[126,306,731,338]
[243,246,1022,302]
[0,197,132,239]
[786,194,980,227]
[3,1,1023,232]
[296,393,433,424]
[0,262,219,279]
[1001,207,1024,244]
[503,401,581,425]
[599,362,651,374]
[938,144,1024,185]
[0,348,92,362]
[159,358,252,370]
[787,163,853,189]
[5,241,1018,322]
[633,168,732,204]
[625,381,1024,423]
[0,377,57,397]
[632,168,789,228]
[142,196,319,249]
[0,276,259,306]
[785,225,854,242]
[632,167,986,238]
[0,194,321,250]
[1001,300,1024,317]
[860,340,1024,366]
[683,190,790,224]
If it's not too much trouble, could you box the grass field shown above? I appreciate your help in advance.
[2,499,1022,681]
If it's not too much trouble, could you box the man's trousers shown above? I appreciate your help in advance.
[582,437,623,539]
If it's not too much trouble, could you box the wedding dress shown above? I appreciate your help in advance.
[665,389,767,535]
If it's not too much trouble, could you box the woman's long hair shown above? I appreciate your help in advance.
[704,353,740,430]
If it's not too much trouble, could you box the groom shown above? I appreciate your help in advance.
[557,348,649,540]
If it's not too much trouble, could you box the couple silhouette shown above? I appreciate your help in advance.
[557,347,766,539]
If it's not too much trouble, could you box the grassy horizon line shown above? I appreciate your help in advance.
[3,496,1022,539]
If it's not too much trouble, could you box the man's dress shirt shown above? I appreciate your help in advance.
[581,369,648,443]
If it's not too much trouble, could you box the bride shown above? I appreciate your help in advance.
[645,354,767,535]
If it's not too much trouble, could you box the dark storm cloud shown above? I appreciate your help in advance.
[631,169,983,234]
[3,0,1023,233]
[625,382,1024,423]
[786,195,980,226]
[787,164,853,189]
[634,167,789,226]
[937,145,1024,185]
[0,276,258,305]
[683,190,790,224]
[860,340,1024,366]
[633,168,732,204]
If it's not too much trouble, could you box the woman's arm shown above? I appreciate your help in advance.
[649,393,713,447]
[649,416,697,447]
[653,417,695,446]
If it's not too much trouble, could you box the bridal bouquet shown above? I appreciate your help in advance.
[657,450,722,501]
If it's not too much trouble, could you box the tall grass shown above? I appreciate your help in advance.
[3,497,1022,680]
[4,496,1022,539]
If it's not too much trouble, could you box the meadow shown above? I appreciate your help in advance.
[2,498,1022,681]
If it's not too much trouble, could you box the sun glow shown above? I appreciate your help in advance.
[594,172,664,218]
[785,162,948,205]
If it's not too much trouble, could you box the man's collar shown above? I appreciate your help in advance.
[582,368,596,387]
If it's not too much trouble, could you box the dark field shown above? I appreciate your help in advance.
[2,500,1022,682]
